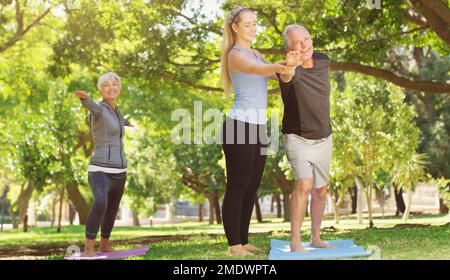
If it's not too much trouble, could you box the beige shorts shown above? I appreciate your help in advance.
[283,133,332,189]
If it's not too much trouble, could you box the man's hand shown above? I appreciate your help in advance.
[74,90,89,100]
[285,51,301,67]
[278,57,296,83]
[277,62,296,76]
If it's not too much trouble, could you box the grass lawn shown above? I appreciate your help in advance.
[0,213,448,260]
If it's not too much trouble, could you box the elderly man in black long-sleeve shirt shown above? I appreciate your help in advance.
[277,24,334,252]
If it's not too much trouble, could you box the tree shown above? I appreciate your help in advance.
[403,49,450,213]
[263,131,294,222]
[41,1,448,225]
[428,176,450,214]
[48,0,449,95]
[393,154,428,223]
[331,73,420,227]
[7,117,53,231]
[174,141,225,225]
[257,136,285,223]
[0,0,51,53]
[0,0,447,229]
[125,121,181,222]
[169,89,226,225]
[408,0,450,45]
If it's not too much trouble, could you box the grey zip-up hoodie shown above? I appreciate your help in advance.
[81,97,130,169]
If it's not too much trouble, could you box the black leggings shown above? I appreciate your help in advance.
[221,118,267,246]
[85,171,126,240]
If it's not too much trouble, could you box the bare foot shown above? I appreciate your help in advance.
[310,239,335,248]
[290,240,306,253]
[83,248,97,257]
[242,244,264,254]
[99,238,115,253]
[228,245,254,257]
[84,239,96,257]
[99,245,114,253]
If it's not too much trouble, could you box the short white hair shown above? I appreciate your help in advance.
[282,24,309,49]
[97,72,121,91]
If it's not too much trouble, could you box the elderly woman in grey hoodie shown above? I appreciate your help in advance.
[74,72,132,257]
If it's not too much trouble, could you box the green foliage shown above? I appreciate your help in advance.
[393,154,428,191]
[428,176,450,208]
[0,1,448,225]
[330,73,420,225]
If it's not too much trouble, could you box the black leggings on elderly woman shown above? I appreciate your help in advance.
[85,171,126,240]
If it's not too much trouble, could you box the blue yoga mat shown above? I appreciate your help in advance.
[268,239,372,260]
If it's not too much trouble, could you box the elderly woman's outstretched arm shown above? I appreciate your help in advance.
[74,90,102,117]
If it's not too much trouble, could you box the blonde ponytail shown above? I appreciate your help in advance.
[220,6,250,94]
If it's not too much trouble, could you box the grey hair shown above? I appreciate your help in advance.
[97,72,121,91]
[282,24,309,49]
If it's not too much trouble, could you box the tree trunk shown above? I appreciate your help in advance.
[66,181,89,225]
[167,203,175,224]
[207,197,214,225]
[255,196,263,223]
[330,190,341,224]
[275,194,282,218]
[349,186,357,214]
[274,172,292,222]
[51,197,56,227]
[331,196,340,224]
[69,204,76,225]
[334,204,340,224]
[0,186,8,231]
[355,178,364,224]
[409,0,450,46]
[330,183,345,225]
[365,185,374,228]
[132,210,140,226]
[8,206,18,229]
[213,192,222,224]
[282,191,290,222]
[17,182,34,232]
[439,198,449,214]
[329,60,450,93]
[0,198,4,231]
[23,214,28,233]
[403,184,413,223]
[270,195,274,213]
[394,184,406,216]
[57,184,65,233]
[198,203,203,222]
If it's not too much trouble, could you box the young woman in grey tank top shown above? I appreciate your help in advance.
[220,6,299,256]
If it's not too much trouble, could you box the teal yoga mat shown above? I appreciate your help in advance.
[268,239,372,260]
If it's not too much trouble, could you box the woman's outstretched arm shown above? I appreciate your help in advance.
[74,90,102,117]
[228,49,295,77]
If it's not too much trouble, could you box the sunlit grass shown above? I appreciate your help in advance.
[1,214,448,260]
